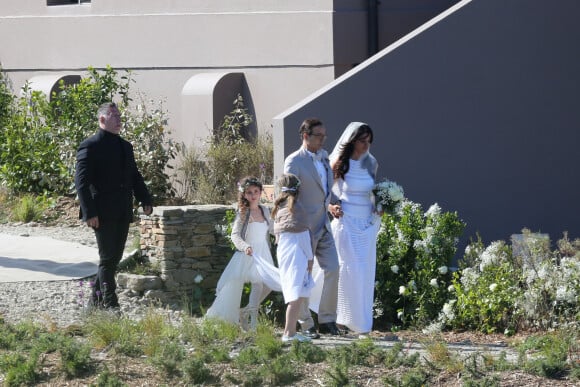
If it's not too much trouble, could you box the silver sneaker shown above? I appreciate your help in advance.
[282,333,312,343]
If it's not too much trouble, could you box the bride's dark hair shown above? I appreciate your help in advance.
[333,124,373,180]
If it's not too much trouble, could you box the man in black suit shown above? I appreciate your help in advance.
[75,102,153,309]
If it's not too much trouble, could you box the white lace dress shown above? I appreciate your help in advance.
[332,159,381,333]
[205,221,281,324]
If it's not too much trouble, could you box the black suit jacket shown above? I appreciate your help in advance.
[75,129,152,222]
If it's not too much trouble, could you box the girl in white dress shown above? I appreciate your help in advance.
[205,177,281,330]
[272,174,314,343]
[329,122,380,336]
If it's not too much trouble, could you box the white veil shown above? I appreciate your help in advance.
[329,121,372,164]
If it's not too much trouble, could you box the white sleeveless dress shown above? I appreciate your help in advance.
[205,221,281,324]
[332,159,381,333]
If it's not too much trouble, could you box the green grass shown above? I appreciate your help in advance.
[10,194,48,223]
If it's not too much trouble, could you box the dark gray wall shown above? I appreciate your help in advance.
[333,0,460,77]
[275,0,580,251]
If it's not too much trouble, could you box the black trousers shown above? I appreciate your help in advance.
[91,220,130,308]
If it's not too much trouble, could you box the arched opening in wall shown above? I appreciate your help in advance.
[181,72,256,146]
[26,74,81,102]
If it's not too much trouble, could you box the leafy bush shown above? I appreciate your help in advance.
[517,330,579,378]
[436,230,580,334]
[182,356,212,385]
[121,97,181,203]
[375,200,465,328]
[10,195,42,223]
[447,238,522,334]
[0,86,68,194]
[176,95,274,204]
[0,63,14,134]
[0,66,179,203]
[92,367,128,387]
[150,341,185,377]
[58,335,92,378]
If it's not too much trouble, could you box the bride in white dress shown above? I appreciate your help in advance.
[205,177,281,329]
[329,122,381,335]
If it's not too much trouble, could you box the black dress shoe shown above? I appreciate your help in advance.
[318,322,341,335]
[302,327,320,339]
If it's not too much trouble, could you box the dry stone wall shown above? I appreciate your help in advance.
[138,205,234,305]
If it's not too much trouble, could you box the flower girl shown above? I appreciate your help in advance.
[272,173,315,342]
[205,177,280,329]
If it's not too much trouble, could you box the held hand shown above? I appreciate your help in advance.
[245,247,253,256]
[329,203,343,218]
[86,216,99,229]
[143,205,153,216]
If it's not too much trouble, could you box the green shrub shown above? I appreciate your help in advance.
[91,367,128,387]
[253,320,283,359]
[58,335,92,378]
[0,66,179,203]
[384,367,429,387]
[383,342,420,368]
[121,97,181,204]
[375,201,465,328]
[439,231,580,334]
[84,312,141,356]
[182,355,212,384]
[0,86,68,194]
[517,331,578,378]
[10,194,50,223]
[0,352,40,387]
[290,341,327,363]
[150,340,185,377]
[235,346,264,367]
[327,338,386,367]
[324,361,352,387]
[259,352,299,386]
[448,239,522,334]
[0,64,14,134]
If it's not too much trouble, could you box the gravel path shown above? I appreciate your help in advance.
[0,222,183,328]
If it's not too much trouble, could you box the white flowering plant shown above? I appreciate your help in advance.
[374,199,465,328]
[372,178,405,214]
[433,230,580,335]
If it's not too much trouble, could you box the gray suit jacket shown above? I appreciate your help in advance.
[284,147,337,236]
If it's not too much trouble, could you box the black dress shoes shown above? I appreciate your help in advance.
[302,327,320,339]
[318,322,341,335]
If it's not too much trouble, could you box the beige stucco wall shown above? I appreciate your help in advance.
[0,0,455,146]
[0,0,337,145]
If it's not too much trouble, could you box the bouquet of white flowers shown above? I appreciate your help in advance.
[373,178,405,214]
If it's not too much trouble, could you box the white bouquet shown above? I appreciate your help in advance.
[373,178,405,214]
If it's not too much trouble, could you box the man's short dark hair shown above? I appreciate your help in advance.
[299,118,323,137]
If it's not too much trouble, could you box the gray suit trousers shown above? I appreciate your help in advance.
[299,227,339,327]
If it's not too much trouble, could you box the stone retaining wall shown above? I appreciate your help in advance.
[136,205,234,305]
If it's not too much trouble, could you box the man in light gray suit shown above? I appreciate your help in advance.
[284,118,344,337]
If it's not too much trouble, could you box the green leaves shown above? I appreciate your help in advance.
[446,232,580,334]
[375,201,465,328]
[0,66,177,203]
